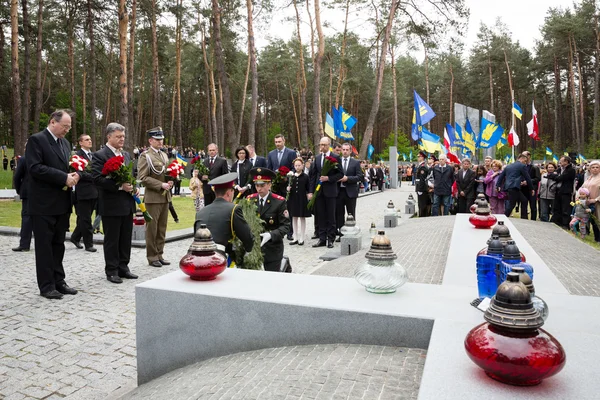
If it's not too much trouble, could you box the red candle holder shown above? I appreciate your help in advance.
[179,224,227,281]
[469,213,497,229]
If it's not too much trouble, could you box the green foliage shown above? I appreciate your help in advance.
[233,198,265,270]
[375,130,416,161]
[190,126,205,150]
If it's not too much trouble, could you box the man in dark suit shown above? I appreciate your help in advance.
[201,143,229,206]
[336,143,364,240]
[266,134,296,173]
[414,151,430,218]
[456,158,476,213]
[247,144,267,168]
[548,155,576,228]
[497,154,534,218]
[92,123,138,284]
[522,151,541,220]
[70,134,98,252]
[13,153,33,252]
[375,165,384,191]
[26,109,80,299]
[309,136,343,248]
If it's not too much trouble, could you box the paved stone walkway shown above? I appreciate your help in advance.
[122,345,426,400]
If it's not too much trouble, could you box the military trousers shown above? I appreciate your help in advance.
[145,202,169,262]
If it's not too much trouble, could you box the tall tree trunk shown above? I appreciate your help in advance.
[175,0,182,147]
[218,82,224,151]
[449,63,454,125]
[150,0,162,127]
[553,55,562,151]
[136,63,145,146]
[594,15,600,143]
[237,45,251,141]
[68,19,76,143]
[289,76,300,145]
[10,0,23,154]
[200,23,218,146]
[328,54,333,113]
[33,0,44,132]
[105,45,113,127]
[572,41,585,150]
[390,44,398,147]
[21,0,31,139]
[204,70,212,148]
[293,0,309,148]
[246,0,258,146]
[424,47,429,105]
[127,0,136,143]
[170,87,176,144]
[82,70,86,136]
[488,56,494,115]
[312,0,325,146]
[358,0,398,158]
[118,0,129,149]
[87,0,98,149]
[335,0,350,108]
[568,35,580,150]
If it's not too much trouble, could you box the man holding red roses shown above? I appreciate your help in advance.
[137,127,172,268]
[92,123,138,283]
[309,136,343,248]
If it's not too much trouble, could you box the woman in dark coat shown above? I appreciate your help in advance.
[287,158,310,245]
[233,146,252,199]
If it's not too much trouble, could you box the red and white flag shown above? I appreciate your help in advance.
[508,126,520,147]
[443,127,461,164]
[526,101,540,140]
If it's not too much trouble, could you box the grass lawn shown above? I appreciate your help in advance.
[0,196,196,232]
[1,148,16,189]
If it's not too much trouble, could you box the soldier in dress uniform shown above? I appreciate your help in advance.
[194,173,254,264]
[246,168,290,272]
[137,127,173,268]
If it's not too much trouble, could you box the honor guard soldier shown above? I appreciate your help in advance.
[137,127,172,268]
[246,168,290,272]
[194,172,254,264]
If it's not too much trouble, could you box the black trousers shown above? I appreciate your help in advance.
[31,213,70,293]
[336,189,357,230]
[458,196,475,213]
[524,188,537,220]
[173,180,181,195]
[19,198,33,249]
[552,193,573,228]
[169,202,179,221]
[590,216,600,242]
[72,198,96,248]
[102,214,133,277]
[505,189,528,218]
[264,260,280,272]
[316,195,337,242]
[417,193,429,217]
[204,190,216,206]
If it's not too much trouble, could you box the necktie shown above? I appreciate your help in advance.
[88,151,92,161]
[259,198,264,212]
[277,150,283,165]
[210,158,214,167]
[250,158,254,166]
[58,138,68,162]
[343,158,348,173]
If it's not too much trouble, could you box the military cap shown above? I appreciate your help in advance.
[418,151,427,159]
[146,127,165,140]
[249,167,276,184]
[429,155,438,162]
[208,172,238,189]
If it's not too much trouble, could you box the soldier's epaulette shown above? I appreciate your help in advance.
[247,193,259,199]
[271,193,285,200]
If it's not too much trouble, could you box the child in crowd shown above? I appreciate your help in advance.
[570,187,595,239]
[287,158,310,245]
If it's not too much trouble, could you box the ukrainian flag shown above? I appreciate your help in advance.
[552,154,559,163]
[176,154,188,166]
[420,128,443,154]
[545,147,553,156]
[512,101,523,120]
[463,119,476,153]
[324,113,335,139]
[479,118,504,149]
[578,154,587,164]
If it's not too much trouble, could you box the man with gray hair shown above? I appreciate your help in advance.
[92,123,138,284]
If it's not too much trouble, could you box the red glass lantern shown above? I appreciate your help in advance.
[133,210,145,226]
[469,194,497,229]
[179,224,227,281]
[464,272,566,386]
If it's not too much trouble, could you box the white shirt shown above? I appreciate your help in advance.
[47,127,59,142]
[106,143,122,156]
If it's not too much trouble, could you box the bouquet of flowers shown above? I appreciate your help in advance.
[62,154,90,190]
[307,155,339,210]
[231,199,265,270]
[166,160,185,179]
[191,155,210,177]
[271,165,290,195]
[102,155,152,222]
[286,171,295,201]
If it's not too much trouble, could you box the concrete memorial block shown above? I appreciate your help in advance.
[340,235,361,255]
[132,224,146,241]
[384,215,398,228]
[13,195,21,202]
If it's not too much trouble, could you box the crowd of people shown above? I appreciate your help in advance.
[412,150,600,242]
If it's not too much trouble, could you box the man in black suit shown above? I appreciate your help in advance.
[414,151,430,218]
[456,158,476,213]
[548,155,576,228]
[13,153,33,251]
[247,144,267,168]
[336,143,364,240]
[92,123,138,284]
[497,154,534,218]
[309,136,343,248]
[201,143,229,206]
[522,151,541,220]
[70,134,98,252]
[26,109,80,299]
[266,134,296,173]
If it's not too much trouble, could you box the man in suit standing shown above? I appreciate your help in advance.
[26,109,80,299]
[548,155,576,228]
[456,158,476,213]
[13,152,33,251]
[309,136,343,248]
[267,134,296,239]
[431,154,455,216]
[247,144,267,167]
[70,134,98,252]
[92,123,138,284]
[137,127,173,268]
[201,143,229,206]
[497,154,534,218]
[522,151,541,220]
[336,143,364,241]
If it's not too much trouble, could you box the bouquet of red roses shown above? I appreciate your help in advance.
[190,155,210,177]
[62,154,90,190]
[271,165,290,193]
[166,160,185,179]
[102,155,152,221]
[307,155,339,210]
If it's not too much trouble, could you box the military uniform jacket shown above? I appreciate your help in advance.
[247,192,290,264]
[415,162,429,193]
[137,148,171,204]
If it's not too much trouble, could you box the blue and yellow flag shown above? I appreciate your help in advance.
[545,147,553,156]
[419,128,443,154]
[176,154,188,166]
[479,118,504,149]
[324,112,335,139]
[402,153,407,162]
[462,119,476,153]
[552,154,559,163]
[332,106,356,140]
[340,106,357,131]
[411,90,436,141]
[512,101,523,120]
[367,144,375,160]
[409,150,413,161]
[578,154,587,164]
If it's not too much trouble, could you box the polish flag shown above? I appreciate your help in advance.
[526,101,540,140]
[508,126,520,147]
[443,127,461,164]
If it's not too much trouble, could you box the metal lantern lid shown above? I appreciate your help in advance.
[474,194,492,215]
[385,200,397,215]
[511,266,535,294]
[340,214,360,236]
[484,272,544,330]
[365,231,397,262]
[487,235,504,255]
[370,222,376,229]
[407,194,416,204]
[188,224,218,253]
[491,221,512,244]
[503,240,521,261]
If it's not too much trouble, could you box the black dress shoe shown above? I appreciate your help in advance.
[56,284,78,295]
[149,261,163,267]
[158,259,171,265]
[327,242,334,248]
[12,246,30,252]
[70,239,83,249]
[298,242,304,246]
[287,234,294,241]
[119,272,138,279]
[40,290,63,299]
[335,236,342,242]
[107,275,123,284]
[311,234,319,239]
[85,246,97,252]
[312,241,326,248]
[289,240,298,245]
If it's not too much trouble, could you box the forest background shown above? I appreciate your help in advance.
[1,0,599,161]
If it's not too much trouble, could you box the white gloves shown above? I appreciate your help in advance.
[260,233,272,247]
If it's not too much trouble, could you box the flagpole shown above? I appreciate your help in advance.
[511,89,516,162]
